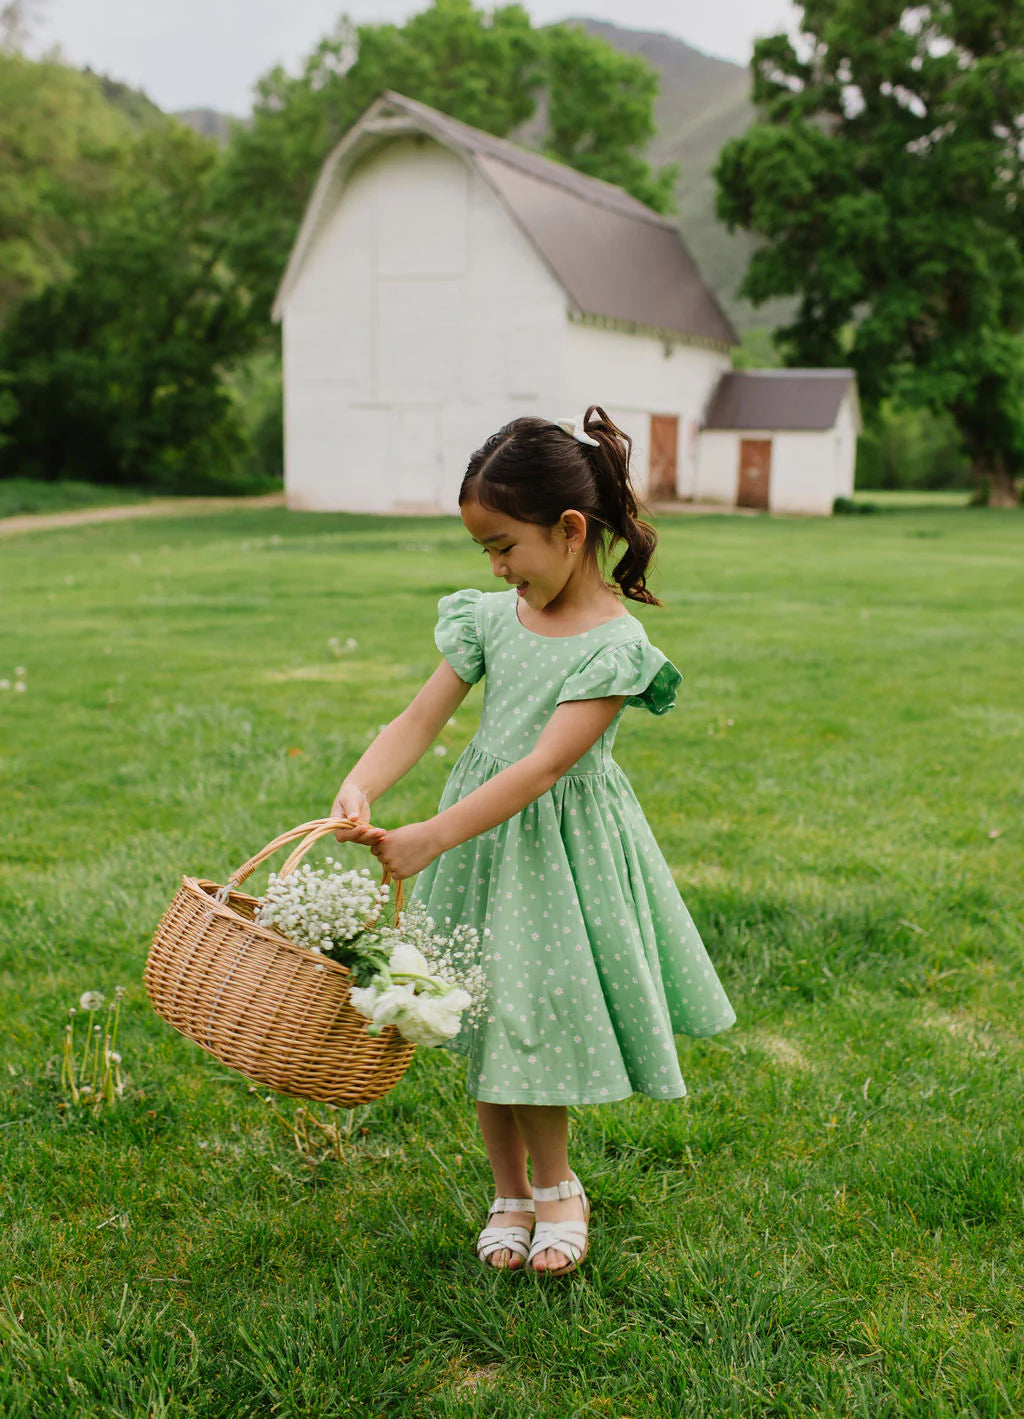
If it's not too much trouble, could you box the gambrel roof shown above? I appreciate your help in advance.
[273,90,738,348]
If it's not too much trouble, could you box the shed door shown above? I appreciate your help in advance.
[649,415,679,500]
[736,439,772,509]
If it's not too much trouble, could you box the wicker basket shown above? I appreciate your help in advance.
[144,819,415,1106]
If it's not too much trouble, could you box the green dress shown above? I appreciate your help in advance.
[410,588,736,1105]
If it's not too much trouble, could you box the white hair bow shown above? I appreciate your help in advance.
[555,415,600,448]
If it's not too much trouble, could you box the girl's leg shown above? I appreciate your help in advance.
[510,1104,586,1272]
[476,1101,532,1269]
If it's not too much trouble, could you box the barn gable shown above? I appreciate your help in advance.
[274,91,736,350]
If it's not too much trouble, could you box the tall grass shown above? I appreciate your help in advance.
[1,506,1021,1416]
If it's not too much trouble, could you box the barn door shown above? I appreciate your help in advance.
[736,439,772,509]
[649,415,679,500]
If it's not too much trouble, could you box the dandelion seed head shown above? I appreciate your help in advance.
[79,991,105,1011]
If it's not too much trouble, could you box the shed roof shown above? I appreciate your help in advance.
[702,369,858,431]
[273,91,737,347]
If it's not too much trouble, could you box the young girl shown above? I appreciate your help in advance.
[330,406,735,1276]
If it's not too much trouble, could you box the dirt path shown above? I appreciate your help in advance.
[0,491,760,539]
[0,490,286,538]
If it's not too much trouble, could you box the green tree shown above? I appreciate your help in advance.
[215,0,673,322]
[0,122,261,487]
[714,1,1024,505]
[544,22,676,212]
[0,52,136,319]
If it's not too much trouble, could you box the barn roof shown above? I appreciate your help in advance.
[702,369,859,431]
[273,91,737,347]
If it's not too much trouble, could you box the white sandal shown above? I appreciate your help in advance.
[476,1195,535,1270]
[527,1174,590,1276]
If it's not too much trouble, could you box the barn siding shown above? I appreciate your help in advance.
[563,323,729,500]
[282,138,566,513]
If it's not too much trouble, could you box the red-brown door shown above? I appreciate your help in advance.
[649,415,679,500]
[736,439,772,509]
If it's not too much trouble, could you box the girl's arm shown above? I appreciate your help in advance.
[330,661,473,840]
[366,695,626,875]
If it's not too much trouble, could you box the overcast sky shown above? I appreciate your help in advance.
[31,0,800,115]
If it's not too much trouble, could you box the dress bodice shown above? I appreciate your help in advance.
[435,588,681,774]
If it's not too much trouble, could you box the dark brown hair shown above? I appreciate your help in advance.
[458,405,661,605]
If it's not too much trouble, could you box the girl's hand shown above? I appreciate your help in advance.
[369,821,443,880]
[329,782,384,846]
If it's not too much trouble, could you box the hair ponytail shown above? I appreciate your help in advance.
[460,405,662,606]
[580,406,660,606]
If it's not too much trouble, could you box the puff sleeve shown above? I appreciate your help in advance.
[555,639,681,715]
[434,588,485,685]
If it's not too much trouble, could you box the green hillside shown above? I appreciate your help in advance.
[569,18,793,333]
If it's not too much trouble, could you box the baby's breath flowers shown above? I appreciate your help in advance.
[254,863,486,1048]
[257,860,388,958]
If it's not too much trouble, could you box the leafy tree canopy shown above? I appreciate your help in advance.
[714,1,1024,504]
[214,0,676,321]
[0,53,137,319]
[0,119,263,488]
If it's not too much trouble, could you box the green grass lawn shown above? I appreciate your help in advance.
[1,506,1021,1417]
[0,478,155,519]
[851,489,973,509]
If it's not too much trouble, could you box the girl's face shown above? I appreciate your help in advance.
[460,496,584,612]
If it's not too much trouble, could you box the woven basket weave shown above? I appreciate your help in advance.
[144,819,415,1106]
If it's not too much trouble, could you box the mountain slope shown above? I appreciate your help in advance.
[569,18,793,332]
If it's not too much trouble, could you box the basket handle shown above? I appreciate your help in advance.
[214,818,404,920]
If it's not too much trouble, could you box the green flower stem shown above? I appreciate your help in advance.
[78,1010,92,1089]
[384,970,448,993]
[62,1023,79,1105]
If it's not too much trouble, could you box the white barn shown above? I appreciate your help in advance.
[273,91,860,517]
[696,369,861,515]
[273,90,737,513]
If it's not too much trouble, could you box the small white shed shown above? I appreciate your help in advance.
[695,369,861,515]
[272,90,738,513]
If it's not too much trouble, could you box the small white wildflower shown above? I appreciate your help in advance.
[433,745,447,757]
[14,667,24,676]
[346,637,358,649]
[79,991,105,1011]
[0,681,9,691]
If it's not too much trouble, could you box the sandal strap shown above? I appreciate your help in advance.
[527,1220,588,1265]
[477,1224,532,1261]
[489,1196,535,1215]
[531,1174,585,1204]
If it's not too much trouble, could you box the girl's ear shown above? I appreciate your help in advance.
[561,509,587,549]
